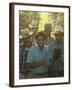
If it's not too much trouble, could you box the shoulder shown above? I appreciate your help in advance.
[29,45,38,52]
[48,41,55,48]
[30,45,37,49]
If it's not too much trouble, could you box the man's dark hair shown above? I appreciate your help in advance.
[35,31,46,39]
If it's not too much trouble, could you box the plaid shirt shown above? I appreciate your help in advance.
[19,42,36,72]
[19,44,29,72]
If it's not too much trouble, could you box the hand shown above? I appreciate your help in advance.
[21,68,32,75]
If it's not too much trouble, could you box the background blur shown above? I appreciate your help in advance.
[19,11,64,32]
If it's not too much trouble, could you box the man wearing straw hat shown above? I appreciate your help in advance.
[29,20,38,42]
[47,24,64,77]
[19,28,34,79]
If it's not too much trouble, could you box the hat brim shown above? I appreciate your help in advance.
[54,32,64,36]
[22,32,33,39]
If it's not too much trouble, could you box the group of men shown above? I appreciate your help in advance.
[19,23,64,79]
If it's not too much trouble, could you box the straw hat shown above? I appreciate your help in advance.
[55,25,63,34]
[29,20,38,29]
[21,28,33,38]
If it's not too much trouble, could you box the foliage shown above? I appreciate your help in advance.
[47,12,64,32]
[19,10,40,29]
[19,11,64,34]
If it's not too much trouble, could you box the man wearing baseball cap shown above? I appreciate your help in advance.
[47,24,64,77]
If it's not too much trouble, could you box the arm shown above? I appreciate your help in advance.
[21,62,43,75]
[26,60,46,69]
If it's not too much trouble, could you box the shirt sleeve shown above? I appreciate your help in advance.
[27,47,35,64]
[47,44,54,60]
[19,45,23,70]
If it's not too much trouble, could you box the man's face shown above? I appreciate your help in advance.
[36,36,45,48]
[55,32,63,42]
[22,36,32,46]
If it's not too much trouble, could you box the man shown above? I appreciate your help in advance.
[26,31,48,78]
[19,28,34,79]
[44,23,55,46]
[47,24,64,77]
